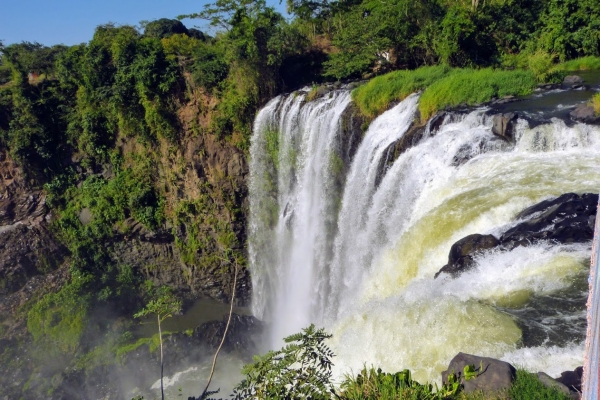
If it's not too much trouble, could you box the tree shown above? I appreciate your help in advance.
[134,288,182,400]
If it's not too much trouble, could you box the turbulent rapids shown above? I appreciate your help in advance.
[248,87,600,383]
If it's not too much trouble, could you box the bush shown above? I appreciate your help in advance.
[339,367,461,400]
[231,325,335,399]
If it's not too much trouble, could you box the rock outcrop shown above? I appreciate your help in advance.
[436,193,598,278]
[442,352,516,394]
[570,103,600,125]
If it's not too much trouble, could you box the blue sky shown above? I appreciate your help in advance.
[0,1,288,46]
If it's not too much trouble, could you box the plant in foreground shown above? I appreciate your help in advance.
[134,288,182,400]
[232,324,335,399]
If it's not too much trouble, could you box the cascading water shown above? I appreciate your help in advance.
[249,88,600,383]
[249,89,355,345]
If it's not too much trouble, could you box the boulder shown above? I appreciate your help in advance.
[491,112,518,143]
[570,103,600,125]
[434,234,499,278]
[435,193,598,278]
[537,372,578,399]
[563,75,584,85]
[441,353,516,394]
[555,366,583,394]
[501,192,597,249]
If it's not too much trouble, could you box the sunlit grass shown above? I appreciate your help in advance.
[418,69,537,122]
[352,65,453,118]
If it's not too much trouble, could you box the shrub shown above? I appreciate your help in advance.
[232,325,335,399]
[339,366,461,400]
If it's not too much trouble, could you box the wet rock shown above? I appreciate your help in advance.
[435,234,499,278]
[537,372,578,399]
[563,75,584,85]
[491,112,518,142]
[191,314,264,356]
[435,193,598,278]
[501,192,597,249]
[441,353,516,394]
[570,103,600,125]
[555,366,583,394]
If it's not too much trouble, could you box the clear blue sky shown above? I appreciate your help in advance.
[0,1,288,47]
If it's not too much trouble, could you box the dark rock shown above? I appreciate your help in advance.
[493,95,519,105]
[441,352,516,394]
[501,192,597,249]
[563,75,584,85]
[192,314,264,356]
[570,103,600,125]
[537,372,578,399]
[435,193,598,278]
[491,112,518,143]
[435,234,499,278]
[555,366,583,394]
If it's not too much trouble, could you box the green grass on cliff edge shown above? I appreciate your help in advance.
[353,56,600,123]
[352,65,454,118]
[352,67,538,123]
[418,69,537,121]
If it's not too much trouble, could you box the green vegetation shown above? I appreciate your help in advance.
[135,287,182,400]
[339,367,461,399]
[593,93,600,116]
[418,69,538,121]
[232,324,335,399]
[508,370,572,400]
[231,326,573,400]
[1,0,600,396]
[554,56,600,71]
[352,66,453,118]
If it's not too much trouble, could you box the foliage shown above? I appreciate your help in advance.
[508,369,572,400]
[134,287,182,322]
[339,366,463,400]
[592,93,600,116]
[419,68,537,121]
[143,18,197,40]
[352,65,452,118]
[537,0,600,61]
[232,324,335,399]
[553,56,600,71]
[27,274,92,353]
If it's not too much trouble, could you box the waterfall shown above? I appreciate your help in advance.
[249,89,354,345]
[249,88,600,382]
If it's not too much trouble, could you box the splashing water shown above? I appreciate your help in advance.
[249,89,600,382]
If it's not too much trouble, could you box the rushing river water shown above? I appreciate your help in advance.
[249,77,600,384]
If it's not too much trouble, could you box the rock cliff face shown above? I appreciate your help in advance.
[0,88,255,397]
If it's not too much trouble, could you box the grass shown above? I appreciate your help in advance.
[337,367,571,400]
[592,93,600,116]
[418,68,537,121]
[508,369,572,400]
[553,56,600,71]
[352,65,453,118]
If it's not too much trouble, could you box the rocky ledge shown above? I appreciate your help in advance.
[435,192,597,278]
